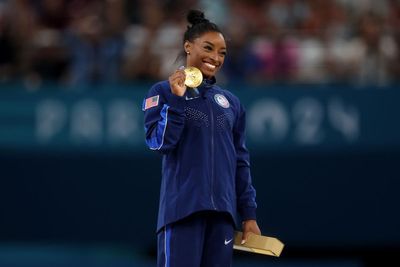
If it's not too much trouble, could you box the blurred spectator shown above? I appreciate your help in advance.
[65,0,126,86]
[250,32,299,83]
[348,12,398,87]
[228,0,268,36]
[388,0,400,78]
[6,0,39,88]
[122,0,196,81]
[0,0,399,88]
[32,0,69,30]
[294,0,329,83]
[199,0,228,29]
[0,2,17,83]
[219,20,259,84]
[121,0,163,81]
[27,28,69,86]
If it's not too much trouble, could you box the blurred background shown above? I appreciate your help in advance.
[0,0,400,266]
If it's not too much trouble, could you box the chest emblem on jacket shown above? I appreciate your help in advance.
[214,94,230,108]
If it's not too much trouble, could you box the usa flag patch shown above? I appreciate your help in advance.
[143,95,159,110]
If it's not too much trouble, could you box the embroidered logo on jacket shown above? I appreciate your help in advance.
[143,95,159,110]
[214,94,230,108]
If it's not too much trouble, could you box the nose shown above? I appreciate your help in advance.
[210,51,220,63]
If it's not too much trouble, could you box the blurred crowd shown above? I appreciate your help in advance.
[0,0,399,89]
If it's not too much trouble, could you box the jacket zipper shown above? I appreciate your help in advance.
[207,96,217,210]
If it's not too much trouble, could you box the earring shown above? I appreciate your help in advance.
[186,51,190,55]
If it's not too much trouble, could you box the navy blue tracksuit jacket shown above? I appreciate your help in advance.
[143,78,257,232]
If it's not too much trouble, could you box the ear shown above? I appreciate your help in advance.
[184,41,192,54]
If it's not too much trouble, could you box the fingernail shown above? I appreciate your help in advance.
[179,65,185,70]
[241,240,246,245]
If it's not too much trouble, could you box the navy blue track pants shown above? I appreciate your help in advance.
[157,211,235,267]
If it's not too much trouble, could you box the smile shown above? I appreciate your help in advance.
[204,62,217,70]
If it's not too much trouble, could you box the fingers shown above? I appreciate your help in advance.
[241,231,249,244]
[169,68,187,96]
[241,229,257,244]
[241,220,261,244]
[170,69,185,87]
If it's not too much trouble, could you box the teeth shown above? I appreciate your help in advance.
[205,63,216,69]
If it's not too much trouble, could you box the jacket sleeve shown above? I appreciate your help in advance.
[234,103,257,221]
[143,82,186,154]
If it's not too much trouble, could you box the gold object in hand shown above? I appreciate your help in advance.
[184,67,203,88]
[233,231,284,257]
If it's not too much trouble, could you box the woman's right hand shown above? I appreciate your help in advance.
[169,68,187,97]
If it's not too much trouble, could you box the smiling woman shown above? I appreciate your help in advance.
[184,31,226,79]
[142,9,261,267]
[183,22,226,80]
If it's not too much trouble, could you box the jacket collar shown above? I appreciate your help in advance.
[201,76,216,88]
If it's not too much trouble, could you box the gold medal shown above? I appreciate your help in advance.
[184,67,203,88]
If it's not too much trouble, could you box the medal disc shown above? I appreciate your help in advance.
[184,67,203,88]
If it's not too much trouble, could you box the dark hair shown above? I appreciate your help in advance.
[183,10,223,43]
[174,10,223,64]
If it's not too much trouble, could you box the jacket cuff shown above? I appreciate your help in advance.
[240,207,257,221]
[168,94,186,112]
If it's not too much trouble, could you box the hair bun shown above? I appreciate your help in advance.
[187,9,209,25]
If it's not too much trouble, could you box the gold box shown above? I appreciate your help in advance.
[233,231,284,257]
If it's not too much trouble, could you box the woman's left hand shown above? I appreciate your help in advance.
[241,220,261,244]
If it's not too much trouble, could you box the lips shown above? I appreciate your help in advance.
[204,62,216,70]
[202,62,220,76]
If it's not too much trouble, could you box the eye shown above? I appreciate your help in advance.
[204,45,213,51]
[220,51,227,56]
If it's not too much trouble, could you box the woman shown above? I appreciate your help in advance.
[143,10,261,267]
